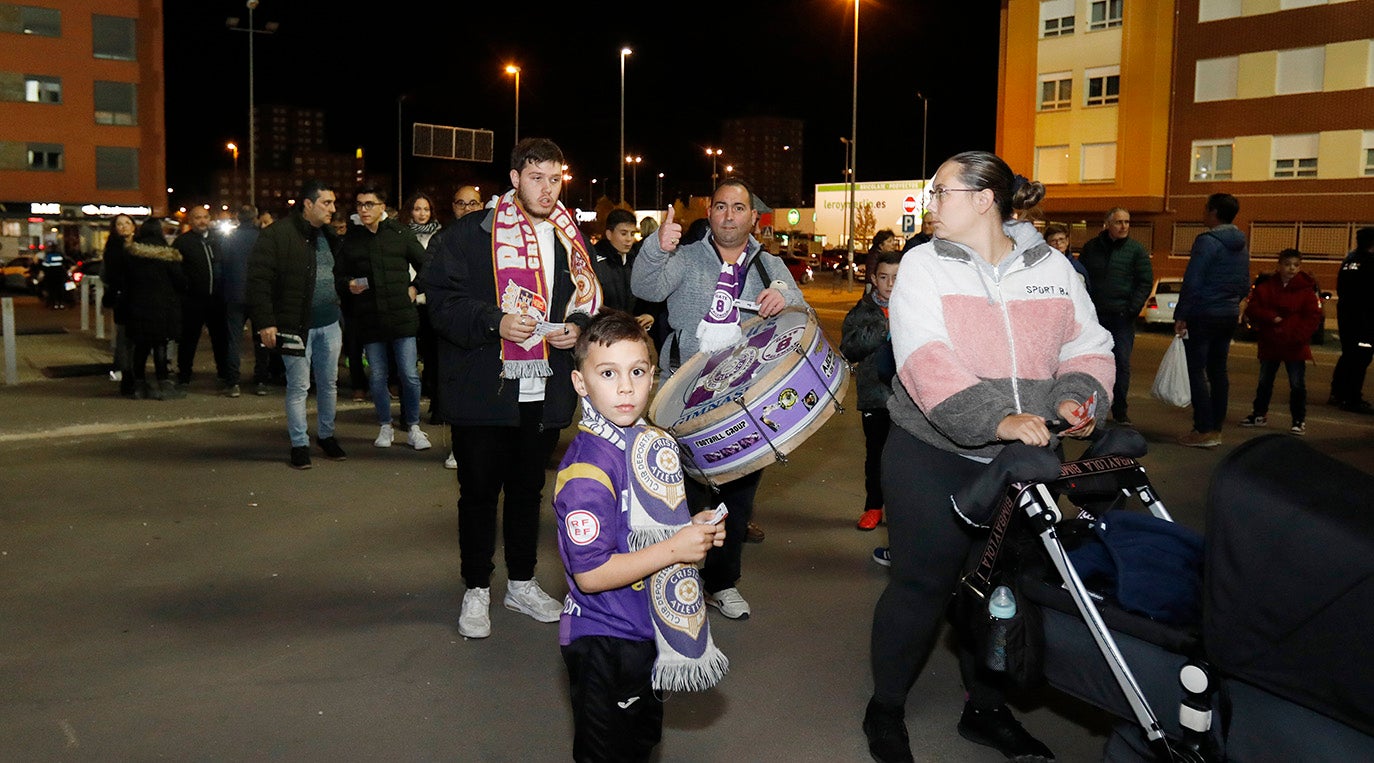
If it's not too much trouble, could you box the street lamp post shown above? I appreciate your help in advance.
[226,142,239,205]
[847,0,860,288]
[589,177,597,208]
[619,47,632,205]
[396,94,406,205]
[656,172,664,211]
[840,136,852,269]
[227,0,277,213]
[705,147,722,191]
[626,155,642,209]
[505,64,521,146]
[916,90,929,181]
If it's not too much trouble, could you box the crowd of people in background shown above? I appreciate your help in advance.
[67,139,1374,762]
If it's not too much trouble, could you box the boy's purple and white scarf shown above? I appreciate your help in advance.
[492,190,603,380]
[695,258,747,355]
[578,397,729,691]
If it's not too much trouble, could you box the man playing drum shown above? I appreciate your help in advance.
[631,179,806,620]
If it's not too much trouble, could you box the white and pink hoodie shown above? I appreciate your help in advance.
[888,220,1114,460]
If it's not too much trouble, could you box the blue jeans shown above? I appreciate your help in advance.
[283,321,341,447]
[1182,315,1237,433]
[224,302,270,386]
[365,336,421,427]
[1253,359,1307,423]
[1099,312,1136,418]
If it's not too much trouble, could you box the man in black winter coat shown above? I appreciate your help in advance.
[1330,227,1374,413]
[173,205,231,388]
[247,179,346,470]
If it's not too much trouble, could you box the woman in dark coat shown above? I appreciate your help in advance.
[123,218,187,400]
[100,213,137,395]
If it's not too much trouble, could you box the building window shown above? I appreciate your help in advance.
[1192,141,1233,181]
[1198,0,1241,21]
[1086,67,1121,106]
[1081,142,1117,182]
[1272,134,1319,178]
[1195,56,1238,102]
[1040,0,1075,37]
[0,5,60,36]
[1275,46,1325,95]
[1365,148,1373,176]
[24,74,60,103]
[92,15,136,61]
[1088,0,1123,30]
[27,142,62,171]
[96,146,138,189]
[93,81,136,125]
[1039,73,1072,110]
[1036,145,1070,184]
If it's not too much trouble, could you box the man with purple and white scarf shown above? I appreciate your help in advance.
[631,180,805,621]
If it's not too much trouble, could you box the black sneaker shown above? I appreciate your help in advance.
[317,436,347,461]
[1341,400,1374,415]
[862,698,914,763]
[290,446,312,470]
[957,703,1055,761]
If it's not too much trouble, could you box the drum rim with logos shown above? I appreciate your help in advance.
[649,305,848,485]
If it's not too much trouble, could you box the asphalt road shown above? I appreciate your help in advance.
[1,284,1371,761]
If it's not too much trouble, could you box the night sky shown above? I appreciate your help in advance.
[164,1,1002,207]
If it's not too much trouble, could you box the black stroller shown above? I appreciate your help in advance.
[955,431,1374,761]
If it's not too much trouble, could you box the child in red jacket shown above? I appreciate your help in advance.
[1240,248,1323,435]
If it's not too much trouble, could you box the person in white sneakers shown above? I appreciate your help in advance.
[337,183,431,453]
[420,139,602,638]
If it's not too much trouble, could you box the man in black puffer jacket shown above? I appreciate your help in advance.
[1079,207,1153,425]
[247,179,345,470]
[338,184,431,452]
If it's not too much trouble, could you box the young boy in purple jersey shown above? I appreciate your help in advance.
[555,309,729,761]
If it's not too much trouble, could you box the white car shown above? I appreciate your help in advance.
[1139,277,1183,327]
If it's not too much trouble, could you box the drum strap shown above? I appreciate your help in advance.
[669,255,772,371]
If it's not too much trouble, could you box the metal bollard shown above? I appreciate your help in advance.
[94,279,105,339]
[3,297,16,386]
[80,276,91,331]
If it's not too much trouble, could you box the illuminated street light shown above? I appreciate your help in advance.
[626,155,642,209]
[705,147,723,190]
[619,47,632,204]
[656,172,664,210]
[505,64,521,146]
[227,0,278,211]
[847,0,860,288]
[226,142,239,206]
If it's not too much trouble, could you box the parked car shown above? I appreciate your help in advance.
[1,254,40,291]
[1139,277,1183,328]
[780,254,813,285]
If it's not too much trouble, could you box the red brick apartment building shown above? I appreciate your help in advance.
[997,0,1372,286]
[0,1,165,258]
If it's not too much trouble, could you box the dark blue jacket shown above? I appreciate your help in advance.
[217,225,259,306]
[1176,225,1250,322]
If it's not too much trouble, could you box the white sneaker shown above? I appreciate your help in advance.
[706,587,751,620]
[408,424,432,451]
[504,578,563,623]
[444,451,457,470]
[374,423,394,448]
[458,587,491,638]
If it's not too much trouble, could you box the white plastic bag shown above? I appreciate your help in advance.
[1151,334,1191,408]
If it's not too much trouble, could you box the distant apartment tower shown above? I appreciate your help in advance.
[997,0,1373,281]
[215,105,368,216]
[721,116,805,208]
[0,1,167,255]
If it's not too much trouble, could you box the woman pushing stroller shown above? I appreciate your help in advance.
[862,151,1115,762]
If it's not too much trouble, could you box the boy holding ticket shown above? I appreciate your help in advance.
[554,309,729,761]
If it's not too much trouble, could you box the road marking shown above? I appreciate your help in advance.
[0,411,284,444]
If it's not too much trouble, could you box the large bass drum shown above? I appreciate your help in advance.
[649,306,849,486]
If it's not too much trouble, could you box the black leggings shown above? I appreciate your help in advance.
[869,426,1006,710]
[131,340,169,382]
